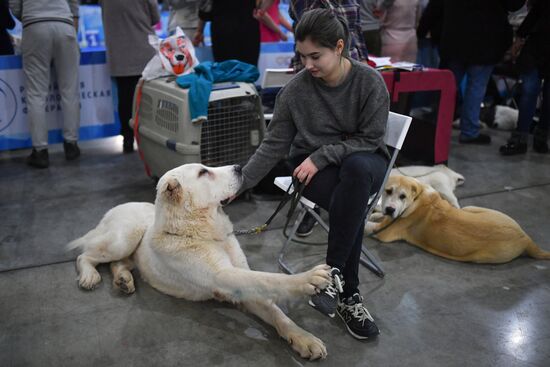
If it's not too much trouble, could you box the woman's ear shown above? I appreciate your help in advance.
[336,39,344,55]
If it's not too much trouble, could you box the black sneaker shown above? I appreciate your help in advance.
[309,267,343,318]
[63,140,80,160]
[499,141,527,155]
[459,133,491,145]
[337,293,380,340]
[26,148,49,169]
[296,207,319,237]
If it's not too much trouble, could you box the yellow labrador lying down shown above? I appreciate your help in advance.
[366,175,550,263]
[68,164,331,360]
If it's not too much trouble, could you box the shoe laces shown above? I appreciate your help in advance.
[325,269,344,299]
[343,296,374,323]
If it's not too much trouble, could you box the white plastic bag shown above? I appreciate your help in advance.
[142,27,200,81]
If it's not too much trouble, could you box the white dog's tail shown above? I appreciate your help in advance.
[66,227,104,252]
[525,241,550,260]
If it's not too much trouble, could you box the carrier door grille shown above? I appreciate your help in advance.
[200,95,262,167]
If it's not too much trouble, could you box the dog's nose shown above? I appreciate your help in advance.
[384,207,395,216]
[175,54,184,61]
[233,165,242,175]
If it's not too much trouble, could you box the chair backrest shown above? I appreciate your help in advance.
[383,112,412,150]
[261,68,295,89]
[364,111,412,218]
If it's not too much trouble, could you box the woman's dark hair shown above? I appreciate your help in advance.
[294,8,350,57]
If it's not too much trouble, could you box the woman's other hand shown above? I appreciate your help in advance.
[293,157,318,185]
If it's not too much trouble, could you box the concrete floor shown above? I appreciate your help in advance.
[1,130,550,367]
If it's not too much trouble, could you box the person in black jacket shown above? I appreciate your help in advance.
[500,0,549,154]
[1,0,15,55]
[416,0,442,67]
[439,0,524,145]
[195,0,260,66]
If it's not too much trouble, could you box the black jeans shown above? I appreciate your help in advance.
[290,151,388,297]
[115,75,141,143]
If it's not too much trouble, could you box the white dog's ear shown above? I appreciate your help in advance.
[163,178,184,203]
[148,34,160,49]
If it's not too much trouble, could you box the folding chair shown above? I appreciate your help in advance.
[260,68,294,121]
[274,112,412,277]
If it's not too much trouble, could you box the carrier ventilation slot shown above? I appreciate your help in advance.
[138,92,153,122]
[155,99,179,133]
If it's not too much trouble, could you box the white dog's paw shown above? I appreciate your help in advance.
[364,221,379,235]
[296,264,331,296]
[78,269,102,290]
[286,327,327,360]
[113,271,135,294]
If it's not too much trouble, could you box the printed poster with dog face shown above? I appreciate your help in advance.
[0,52,117,151]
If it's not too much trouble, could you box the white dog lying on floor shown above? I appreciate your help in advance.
[389,165,465,208]
[68,163,331,360]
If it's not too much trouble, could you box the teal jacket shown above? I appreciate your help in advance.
[176,60,259,122]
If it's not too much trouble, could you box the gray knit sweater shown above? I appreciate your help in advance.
[241,59,390,192]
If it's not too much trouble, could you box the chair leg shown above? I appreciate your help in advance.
[360,246,385,278]
[278,207,308,274]
[279,205,385,278]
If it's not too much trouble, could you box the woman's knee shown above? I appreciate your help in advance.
[340,153,386,184]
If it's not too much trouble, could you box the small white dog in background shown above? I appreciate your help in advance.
[388,165,465,208]
[493,105,519,130]
[453,105,518,131]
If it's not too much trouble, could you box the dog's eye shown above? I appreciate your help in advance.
[399,194,406,200]
[198,168,209,177]
[385,189,392,195]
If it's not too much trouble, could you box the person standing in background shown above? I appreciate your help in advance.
[255,0,293,43]
[195,0,260,66]
[500,0,549,155]
[1,0,15,55]
[416,0,443,68]
[100,0,159,153]
[440,0,524,145]
[287,0,370,73]
[380,0,421,62]
[9,0,81,168]
[358,0,394,57]
[163,0,200,37]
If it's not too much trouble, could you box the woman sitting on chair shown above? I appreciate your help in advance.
[236,8,390,340]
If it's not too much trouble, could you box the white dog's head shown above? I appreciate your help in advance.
[156,163,242,211]
[380,176,425,219]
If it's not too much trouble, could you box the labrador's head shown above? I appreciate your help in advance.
[380,175,424,218]
[156,163,242,211]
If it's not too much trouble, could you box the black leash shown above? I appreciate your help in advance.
[233,177,306,236]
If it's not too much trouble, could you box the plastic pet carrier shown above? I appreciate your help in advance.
[131,78,265,179]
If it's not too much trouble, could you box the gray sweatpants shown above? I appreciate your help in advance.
[21,21,80,148]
